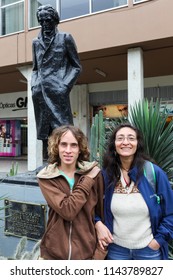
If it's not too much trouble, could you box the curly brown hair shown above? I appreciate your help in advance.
[48,125,90,164]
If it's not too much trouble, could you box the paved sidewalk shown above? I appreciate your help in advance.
[0,157,28,179]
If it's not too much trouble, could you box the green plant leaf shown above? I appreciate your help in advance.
[130,98,173,182]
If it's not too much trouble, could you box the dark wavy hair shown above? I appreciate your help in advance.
[37,5,60,25]
[103,123,151,183]
[48,125,90,164]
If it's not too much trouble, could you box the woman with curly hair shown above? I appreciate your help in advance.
[37,125,106,259]
[96,123,173,260]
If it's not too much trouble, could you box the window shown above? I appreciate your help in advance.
[133,0,149,3]
[92,0,127,13]
[29,0,56,28]
[29,0,128,28]
[0,0,24,35]
[60,0,89,21]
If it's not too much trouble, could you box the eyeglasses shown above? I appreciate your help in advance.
[115,136,137,143]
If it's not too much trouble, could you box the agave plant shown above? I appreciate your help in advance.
[90,110,127,166]
[129,98,173,184]
[0,236,40,260]
[6,161,19,177]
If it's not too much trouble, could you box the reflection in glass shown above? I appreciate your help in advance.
[134,0,146,3]
[60,0,89,20]
[92,0,127,13]
[1,2,24,35]
[1,0,15,5]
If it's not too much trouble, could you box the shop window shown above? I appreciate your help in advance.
[21,119,27,155]
[160,101,173,128]
[93,104,128,119]
[0,120,21,157]
[93,104,128,141]
[0,0,24,35]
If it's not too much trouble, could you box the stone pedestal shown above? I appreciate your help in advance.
[0,170,47,259]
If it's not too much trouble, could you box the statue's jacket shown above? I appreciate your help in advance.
[31,30,82,140]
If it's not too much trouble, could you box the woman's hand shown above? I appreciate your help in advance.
[86,166,100,179]
[148,239,160,250]
[95,221,113,250]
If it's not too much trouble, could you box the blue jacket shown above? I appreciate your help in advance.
[102,163,173,260]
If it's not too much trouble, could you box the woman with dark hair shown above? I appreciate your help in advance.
[96,123,173,260]
[37,125,106,260]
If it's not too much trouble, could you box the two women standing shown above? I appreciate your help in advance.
[37,123,173,260]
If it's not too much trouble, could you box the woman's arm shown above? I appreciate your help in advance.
[95,221,113,250]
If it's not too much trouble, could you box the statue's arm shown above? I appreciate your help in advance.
[64,33,82,88]
[32,40,38,71]
[31,40,38,90]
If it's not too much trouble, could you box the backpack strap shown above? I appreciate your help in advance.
[143,161,160,204]
[144,161,156,192]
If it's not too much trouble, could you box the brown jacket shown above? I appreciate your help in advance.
[37,161,105,260]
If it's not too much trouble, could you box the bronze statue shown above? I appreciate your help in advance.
[31,5,82,144]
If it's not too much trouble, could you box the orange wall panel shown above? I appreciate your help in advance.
[0,36,18,66]
[17,33,27,63]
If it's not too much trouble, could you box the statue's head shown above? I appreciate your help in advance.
[37,4,60,27]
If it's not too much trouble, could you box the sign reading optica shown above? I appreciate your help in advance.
[0,91,27,118]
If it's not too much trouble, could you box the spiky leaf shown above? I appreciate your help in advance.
[130,98,173,182]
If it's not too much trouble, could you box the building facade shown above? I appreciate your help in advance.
[0,0,173,170]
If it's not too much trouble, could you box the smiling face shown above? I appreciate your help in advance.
[58,130,80,169]
[115,127,138,161]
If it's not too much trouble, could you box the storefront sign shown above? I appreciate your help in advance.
[0,92,27,118]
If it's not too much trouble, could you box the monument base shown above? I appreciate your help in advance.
[0,168,47,259]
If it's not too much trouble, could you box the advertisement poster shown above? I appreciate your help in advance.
[0,120,21,157]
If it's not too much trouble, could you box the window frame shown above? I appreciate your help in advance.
[28,0,128,29]
[0,0,24,36]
